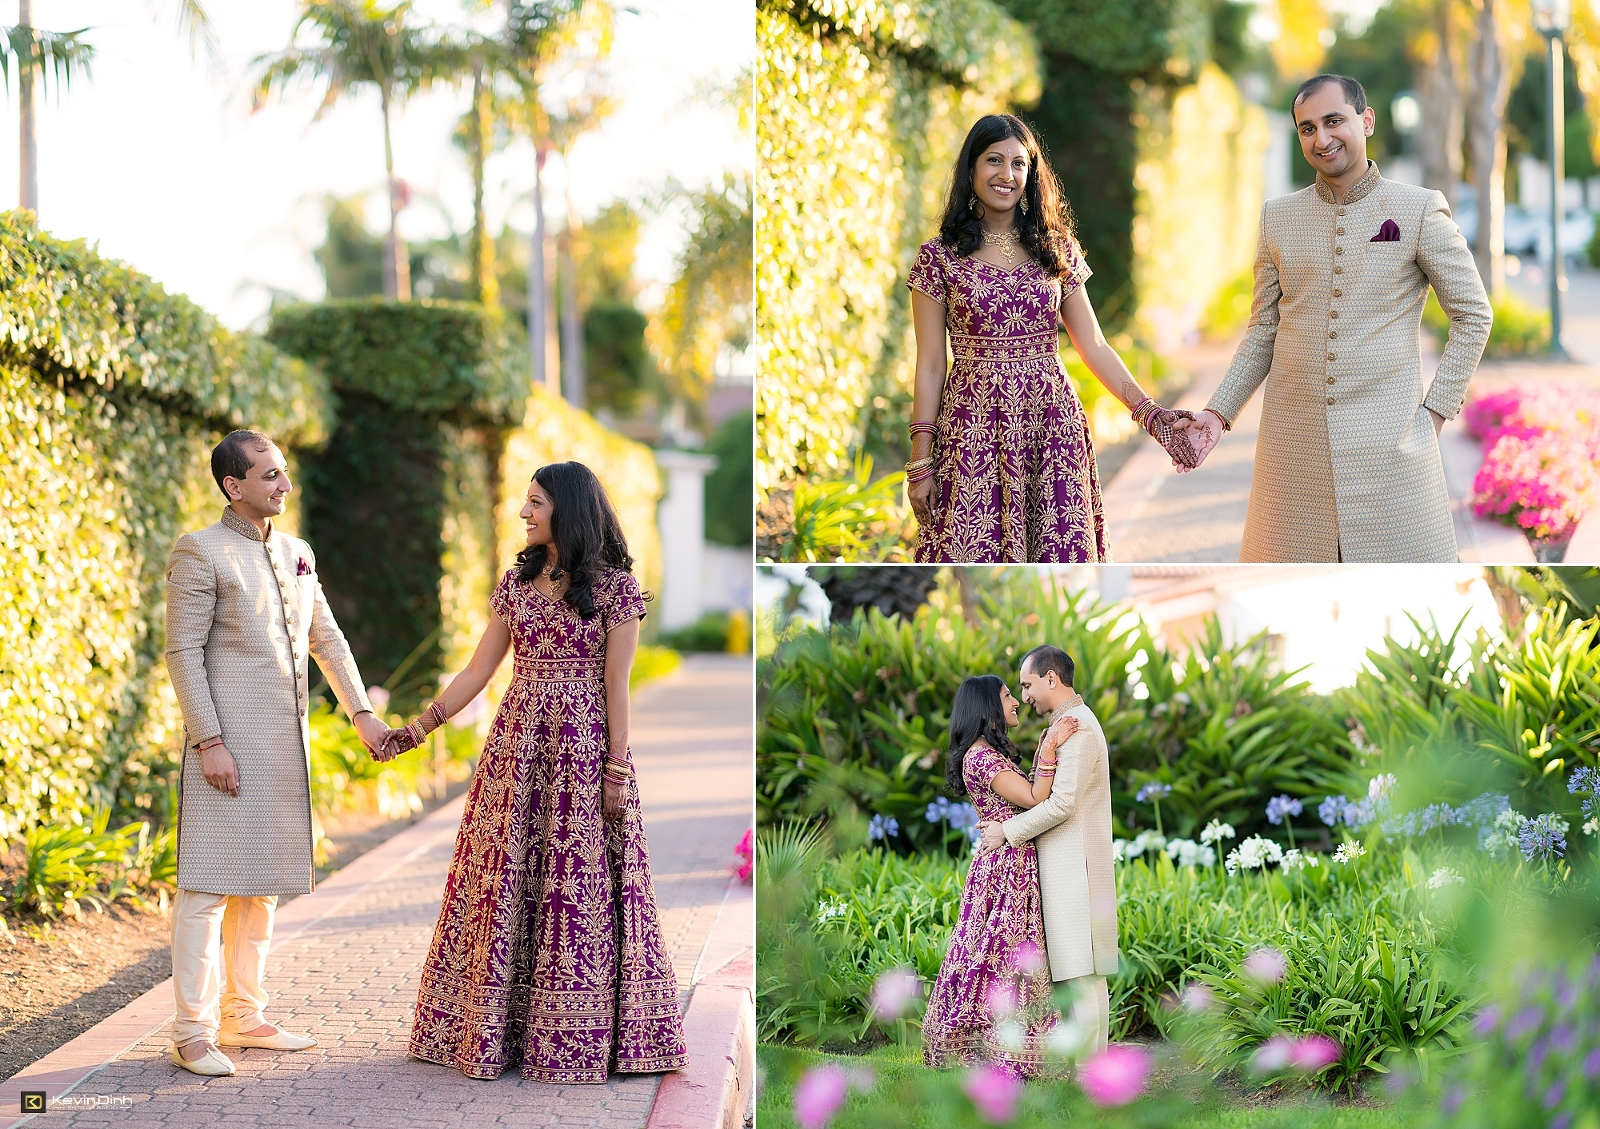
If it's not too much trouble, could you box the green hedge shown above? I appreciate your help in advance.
[756,0,1040,494]
[0,211,329,840]
[268,300,529,696]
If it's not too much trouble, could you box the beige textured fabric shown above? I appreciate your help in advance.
[1207,161,1492,563]
[164,506,372,896]
[1000,694,1119,981]
[1065,974,1109,1058]
[171,890,276,1045]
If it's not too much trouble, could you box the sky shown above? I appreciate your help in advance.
[0,0,751,329]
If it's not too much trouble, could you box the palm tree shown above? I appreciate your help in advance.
[254,0,451,300]
[1467,0,1511,297]
[3,3,215,215]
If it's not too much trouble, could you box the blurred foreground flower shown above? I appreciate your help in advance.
[1242,946,1287,984]
[734,828,753,883]
[794,1065,848,1129]
[1289,1034,1341,1071]
[869,966,921,1021]
[987,981,1019,1019]
[1078,1044,1153,1107]
[1010,941,1046,975]
[963,1064,1023,1124]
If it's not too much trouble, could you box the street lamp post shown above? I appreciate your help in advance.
[1532,0,1571,357]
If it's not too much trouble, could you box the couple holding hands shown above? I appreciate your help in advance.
[906,73,1492,565]
[161,430,685,1083]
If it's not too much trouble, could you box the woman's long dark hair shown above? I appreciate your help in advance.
[513,461,636,621]
[945,675,1019,797]
[937,113,1080,280]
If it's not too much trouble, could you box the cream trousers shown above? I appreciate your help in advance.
[1061,973,1110,1057]
[171,889,277,1047]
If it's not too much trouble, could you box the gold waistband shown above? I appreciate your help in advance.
[947,329,1060,362]
[512,658,605,683]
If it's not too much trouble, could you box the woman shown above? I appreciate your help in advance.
[922,675,1078,1077]
[384,461,687,1083]
[906,113,1197,563]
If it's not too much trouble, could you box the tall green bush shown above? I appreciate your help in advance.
[755,0,1040,494]
[0,211,329,840]
[268,299,529,695]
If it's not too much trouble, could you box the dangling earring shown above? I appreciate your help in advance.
[969,194,979,213]
[1019,196,1028,216]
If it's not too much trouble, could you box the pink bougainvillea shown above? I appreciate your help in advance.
[1465,381,1600,543]
[734,828,753,883]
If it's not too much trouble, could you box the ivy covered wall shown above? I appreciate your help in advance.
[0,212,330,839]
[755,0,1040,494]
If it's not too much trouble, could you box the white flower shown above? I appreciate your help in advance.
[1126,830,1167,858]
[1427,867,1465,890]
[1332,841,1367,864]
[1045,1019,1087,1058]
[1280,848,1320,872]
[1480,808,1528,858]
[1165,838,1216,868]
[1111,839,1128,863]
[1585,817,1598,837]
[992,1019,1027,1052]
[1200,820,1236,846]
[1225,835,1283,875]
[1368,773,1397,802]
[815,899,849,924]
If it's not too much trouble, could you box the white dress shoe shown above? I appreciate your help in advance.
[217,1027,318,1051]
[170,1045,236,1076]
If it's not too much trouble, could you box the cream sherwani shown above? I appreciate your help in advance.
[163,505,372,1044]
[1001,692,1118,1051]
[1207,161,1492,563]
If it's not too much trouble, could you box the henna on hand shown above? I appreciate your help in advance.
[1145,407,1200,468]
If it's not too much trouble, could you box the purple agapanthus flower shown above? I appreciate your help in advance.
[1518,813,1567,862]
[1569,766,1599,820]
[1135,782,1172,804]
[1318,796,1352,827]
[868,814,899,842]
[1506,1007,1545,1040]
[1266,795,1303,825]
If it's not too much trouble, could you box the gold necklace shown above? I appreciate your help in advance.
[982,228,1022,265]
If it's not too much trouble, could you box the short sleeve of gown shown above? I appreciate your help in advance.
[1061,237,1093,299]
[963,745,1010,794]
[489,568,516,623]
[600,571,648,633]
[906,241,947,304]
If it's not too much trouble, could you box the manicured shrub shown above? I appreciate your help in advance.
[0,211,328,838]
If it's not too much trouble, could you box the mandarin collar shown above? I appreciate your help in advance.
[221,505,272,543]
[1051,691,1084,720]
[1314,160,1381,206]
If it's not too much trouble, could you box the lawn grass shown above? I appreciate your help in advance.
[756,1043,1417,1129]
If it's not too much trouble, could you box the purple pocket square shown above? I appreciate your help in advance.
[296,557,312,576]
[1371,219,1401,242]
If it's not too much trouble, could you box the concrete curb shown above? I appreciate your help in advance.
[0,796,468,1127]
[647,876,755,1129]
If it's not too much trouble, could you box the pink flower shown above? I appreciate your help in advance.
[869,967,921,1021]
[735,828,753,883]
[794,1065,848,1129]
[1290,1034,1341,1072]
[1250,1034,1295,1073]
[1242,947,1287,985]
[987,981,1019,1019]
[1078,1044,1152,1107]
[1010,941,1046,976]
[1464,380,1600,541]
[1180,983,1216,1013]
[963,1064,1023,1123]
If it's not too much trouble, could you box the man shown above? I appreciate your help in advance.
[976,645,1117,1056]
[1179,74,1492,563]
[163,430,387,1076]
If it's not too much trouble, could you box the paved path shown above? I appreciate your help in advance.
[0,655,754,1129]
[1104,337,1545,563]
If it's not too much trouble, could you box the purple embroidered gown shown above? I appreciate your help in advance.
[921,744,1061,1078]
[907,238,1108,563]
[409,567,688,1082]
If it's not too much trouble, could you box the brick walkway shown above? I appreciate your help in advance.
[1103,337,1541,563]
[1,655,753,1128]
